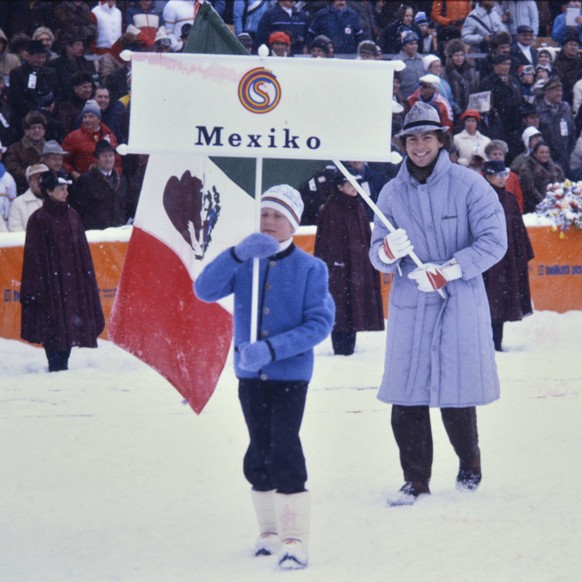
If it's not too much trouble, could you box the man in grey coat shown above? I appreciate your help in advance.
[369,102,507,505]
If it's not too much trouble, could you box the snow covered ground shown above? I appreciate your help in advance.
[1,310,580,582]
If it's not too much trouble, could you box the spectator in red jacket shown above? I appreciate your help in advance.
[61,99,120,179]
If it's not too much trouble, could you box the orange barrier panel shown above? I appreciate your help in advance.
[526,227,582,312]
[0,240,129,343]
[1,227,580,342]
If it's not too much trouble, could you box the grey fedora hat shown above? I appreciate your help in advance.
[396,101,447,137]
[40,140,68,156]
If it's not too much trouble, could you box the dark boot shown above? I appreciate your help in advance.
[387,481,430,507]
[492,322,504,352]
[441,407,482,491]
[44,347,71,372]
[331,330,356,355]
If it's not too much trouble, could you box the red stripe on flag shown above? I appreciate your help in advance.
[109,227,232,414]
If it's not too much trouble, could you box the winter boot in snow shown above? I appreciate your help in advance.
[275,491,311,570]
[250,489,279,556]
[387,481,430,507]
[456,455,482,491]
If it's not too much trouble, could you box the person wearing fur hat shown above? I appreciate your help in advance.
[5,111,47,195]
[454,109,492,168]
[61,99,120,179]
[314,166,384,356]
[442,38,479,113]
[519,140,565,213]
[20,169,105,372]
[481,159,534,352]
[369,101,507,505]
[195,185,334,570]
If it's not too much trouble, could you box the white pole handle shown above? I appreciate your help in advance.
[250,157,263,343]
[333,160,446,300]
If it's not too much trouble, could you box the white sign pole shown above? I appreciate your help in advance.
[250,157,263,343]
[333,160,446,299]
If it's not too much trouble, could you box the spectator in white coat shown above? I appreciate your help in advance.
[91,0,123,55]
[8,163,48,232]
[0,141,17,230]
[163,0,197,41]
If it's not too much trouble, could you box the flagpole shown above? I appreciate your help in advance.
[250,157,263,343]
[333,160,446,299]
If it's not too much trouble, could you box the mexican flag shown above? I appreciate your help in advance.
[108,1,326,414]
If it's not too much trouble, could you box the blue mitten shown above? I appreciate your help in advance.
[239,341,273,371]
[234,233,279,262]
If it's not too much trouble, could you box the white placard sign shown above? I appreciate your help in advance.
[128,53,399,162]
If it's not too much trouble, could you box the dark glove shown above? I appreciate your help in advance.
[239,341,272,371]
[234,233,279,262]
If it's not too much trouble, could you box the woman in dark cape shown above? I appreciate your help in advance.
[20,170,104,371]
[482,161,534,351]
[314,168,384,355]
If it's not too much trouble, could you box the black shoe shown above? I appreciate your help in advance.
[387,481,430,506]
[456,469,482,491]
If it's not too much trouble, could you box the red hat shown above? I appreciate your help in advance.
[460,109,481,122]
[269,31,291,45]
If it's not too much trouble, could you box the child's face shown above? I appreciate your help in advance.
[337,181,358,197]
[260,208,294,242]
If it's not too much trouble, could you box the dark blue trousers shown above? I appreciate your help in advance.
[391,405,480,484]
[238,378,308,494]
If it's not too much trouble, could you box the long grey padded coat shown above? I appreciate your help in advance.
[369,151,507,408]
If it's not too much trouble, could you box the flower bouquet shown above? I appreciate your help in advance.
[535,180,582,237]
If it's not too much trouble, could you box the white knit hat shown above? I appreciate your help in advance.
[422,54,441,72]
[261,184,304,232]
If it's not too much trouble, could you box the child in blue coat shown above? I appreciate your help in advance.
[194,184,334,570]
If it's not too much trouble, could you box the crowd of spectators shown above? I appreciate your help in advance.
[0,1,582,233]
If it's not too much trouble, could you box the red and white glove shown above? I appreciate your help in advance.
[379,229,413,263]
[408,259,462,292]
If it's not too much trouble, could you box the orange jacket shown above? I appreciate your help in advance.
[431,1,472,28]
